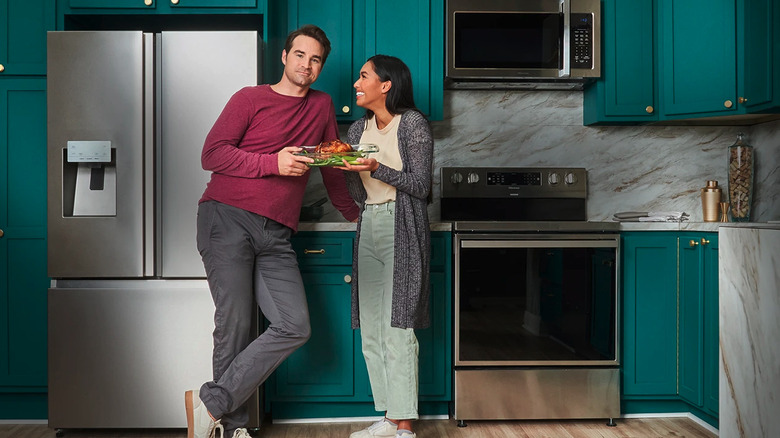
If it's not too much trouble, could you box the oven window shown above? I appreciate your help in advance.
[457,245,616,363]
[453,12,562,69]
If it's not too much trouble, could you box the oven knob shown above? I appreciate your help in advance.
[450,172,463,184]
[467,172,480,184]
[548,172,561,186]
[565,172,578,185]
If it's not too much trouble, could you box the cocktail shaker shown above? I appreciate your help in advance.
[701,180,722,222]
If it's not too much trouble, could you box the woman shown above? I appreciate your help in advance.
[340,55,433,438]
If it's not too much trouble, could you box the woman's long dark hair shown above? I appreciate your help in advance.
[364,54,422,119]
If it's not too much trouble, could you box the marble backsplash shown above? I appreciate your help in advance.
[304,90,780,223]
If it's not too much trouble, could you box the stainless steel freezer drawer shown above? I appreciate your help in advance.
[47,280,260,428]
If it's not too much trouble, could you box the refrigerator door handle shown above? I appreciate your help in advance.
[144,33,156,277]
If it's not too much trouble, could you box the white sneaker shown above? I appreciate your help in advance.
[396,430,416,438]
[349,419,398,437]
[185,389,224,438]
[232,428,251,438]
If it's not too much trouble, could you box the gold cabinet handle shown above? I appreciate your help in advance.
[0,64,5,72]
[724,100,733,108]
[341,105,350,114]
[645,105,654,114]
[701,238,710,245]
[344,275,352,283]
[738,97,748,104]
[144,0,152,5]
[689,239,699,247]
[0,229,4,238]
[303,248,325,255]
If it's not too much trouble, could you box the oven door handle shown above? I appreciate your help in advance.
[460,240,617,249]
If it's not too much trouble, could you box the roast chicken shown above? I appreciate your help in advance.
[315,139,353,153]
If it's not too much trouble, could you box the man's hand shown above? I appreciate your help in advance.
[278,146,314,176]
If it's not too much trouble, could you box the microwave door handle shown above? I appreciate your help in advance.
[560,0,571,78]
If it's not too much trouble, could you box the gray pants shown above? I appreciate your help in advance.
[196,201,311,433]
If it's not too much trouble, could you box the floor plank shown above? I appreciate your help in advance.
[0,418,717,438]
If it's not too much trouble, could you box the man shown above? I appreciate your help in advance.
[185,25,359,438]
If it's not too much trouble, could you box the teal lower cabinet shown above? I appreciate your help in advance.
[266,231,452,420]
[621,232,718,428]
[0,79,49,419]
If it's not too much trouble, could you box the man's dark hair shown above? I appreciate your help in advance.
[284,24,331,65]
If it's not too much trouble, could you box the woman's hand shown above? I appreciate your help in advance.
[277,146,313,176]
[339,157,378,172]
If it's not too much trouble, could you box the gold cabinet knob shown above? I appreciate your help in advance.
[170,0,179,4]
[645,105,654,114]
[344,275,352,283]
[724,100,733,108]
[0,229,4,238]
[144,0,152,5]
[0,64,5,72]
[738,97,748,104]
[303,248,325,255]
[701,238,710,245]
[341,105,350,114]
[689,239,699,247]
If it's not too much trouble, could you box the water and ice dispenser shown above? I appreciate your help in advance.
[64,141,116,217]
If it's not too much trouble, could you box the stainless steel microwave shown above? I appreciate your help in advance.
[446,0,601,81]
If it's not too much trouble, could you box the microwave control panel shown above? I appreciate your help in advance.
[571,13,593,69]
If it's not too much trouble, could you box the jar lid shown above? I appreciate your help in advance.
[706,180,719,187]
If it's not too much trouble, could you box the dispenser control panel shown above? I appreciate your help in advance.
[68,141,112,162]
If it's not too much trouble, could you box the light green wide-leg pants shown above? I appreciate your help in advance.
[357,201,419,420]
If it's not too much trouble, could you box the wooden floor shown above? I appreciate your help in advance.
[0,418,717,438]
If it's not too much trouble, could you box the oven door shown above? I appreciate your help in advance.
[454,233,619,367]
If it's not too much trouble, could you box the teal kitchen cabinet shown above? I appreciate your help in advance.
[658,0,738,118]
[268,0,444,122]
[585,0,779,125]
[267,230,452,419]
[678,233,719,416]
[63,0,263,12]
[0,79,49,418]
[583,0,657,124]
[621,232,678,397]
[621,231,719,427]
[0,0,55,75]
[740,0,780,113]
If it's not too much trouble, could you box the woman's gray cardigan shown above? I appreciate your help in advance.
[344,110,433,330]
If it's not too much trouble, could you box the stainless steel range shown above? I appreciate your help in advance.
[441,167,620,426]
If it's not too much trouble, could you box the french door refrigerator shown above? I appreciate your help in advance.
[46,31,260,429]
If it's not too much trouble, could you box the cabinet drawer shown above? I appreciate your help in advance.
[292,235,353,266]
[430,233,449,268]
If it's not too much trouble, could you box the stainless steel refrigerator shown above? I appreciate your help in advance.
[46,31,261,429]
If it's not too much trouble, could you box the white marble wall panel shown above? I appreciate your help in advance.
[305,90,780,223]
[719,226,780,438]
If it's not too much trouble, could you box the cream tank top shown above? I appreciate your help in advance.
[359,114,402,204]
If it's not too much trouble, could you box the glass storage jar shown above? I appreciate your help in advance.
[727,133,754,222]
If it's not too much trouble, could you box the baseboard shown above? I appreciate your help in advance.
[0,419,48,425]
[272,414,450,424]
[621,412,719,436]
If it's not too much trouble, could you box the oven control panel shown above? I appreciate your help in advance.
[441,167,587,199]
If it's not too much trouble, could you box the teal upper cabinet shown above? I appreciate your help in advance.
[585,0,779,125]
[0,0,55,75]
[583,0,657,124]
[658,0,738,117]
[66,0,262,11]
[285,0,360,121]
[740,0,780,112]
[268,0,444,122]
[368,0,444,121]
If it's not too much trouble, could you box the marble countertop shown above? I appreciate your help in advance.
[298,221,780,233]
[297,221,780,233]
